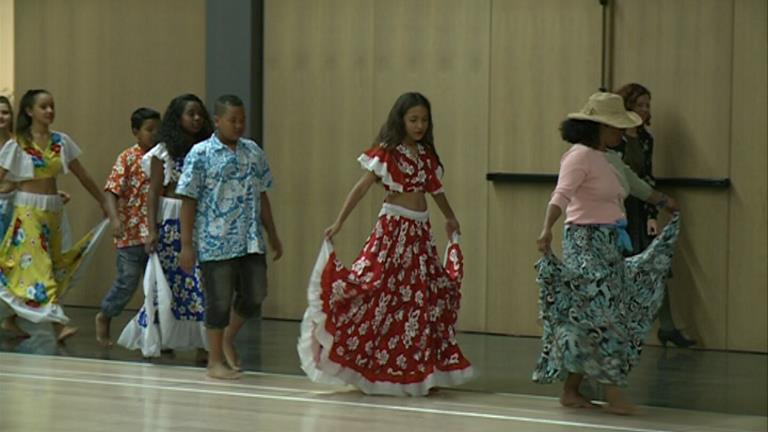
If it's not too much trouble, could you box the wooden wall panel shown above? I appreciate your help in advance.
[14,0,207,309]
[612,0,733,178]
[370,0,491,331]
[661,191,731,349]
[262,0,376,319]
[727,0,767,352]
[0,0,12,96]
[489,0,603,173]
[487,185,559,336]
[486,0,602,334]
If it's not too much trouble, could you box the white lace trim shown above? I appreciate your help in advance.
[297,235,471,396]
[357,153,404,193]
[141,143,175,186]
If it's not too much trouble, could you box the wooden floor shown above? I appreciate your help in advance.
[0,353,765,432]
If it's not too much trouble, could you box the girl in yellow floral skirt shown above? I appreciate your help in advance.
[0,89,119,341]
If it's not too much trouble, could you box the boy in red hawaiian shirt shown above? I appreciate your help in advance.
[94,108,160,346]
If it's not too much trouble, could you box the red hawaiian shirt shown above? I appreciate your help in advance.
[104,145,151,248]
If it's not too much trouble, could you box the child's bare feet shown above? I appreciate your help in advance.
[222,339,241,371]
[560,390,599,409]
[56,325,79,343]
[1,316,30,338]
[604,386,636,416]
[207,362,241,380]
[94,312,112,347]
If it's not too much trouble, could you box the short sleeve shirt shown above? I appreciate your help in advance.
[175,134,273,262]
[104,144,151,248]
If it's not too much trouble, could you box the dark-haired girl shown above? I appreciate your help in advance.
[118,94,212,358]
[298,92,473,396]
[0,89,116,340]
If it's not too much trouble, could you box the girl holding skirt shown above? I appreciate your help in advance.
[298,92,473,396]
[0,89,116,340]
[117,94,211,358]
[534,92,682,415]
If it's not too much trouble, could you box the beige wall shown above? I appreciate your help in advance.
[727,0,767,352]
[0,0,12,96]
[14,0,207,310]
[264,0,767,352]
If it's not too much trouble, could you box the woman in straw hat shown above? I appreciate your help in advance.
[533,92,681,415]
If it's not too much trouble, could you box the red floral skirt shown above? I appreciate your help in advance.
[298,204,473,396]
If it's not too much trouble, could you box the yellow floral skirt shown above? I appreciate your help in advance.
[0,191,108,323]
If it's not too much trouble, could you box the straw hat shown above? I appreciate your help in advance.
[567,92,642,129]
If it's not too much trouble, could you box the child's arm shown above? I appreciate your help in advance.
[179,197,197,274]
[325,171,378,241]
[431,192,461,239]
[145,157,164,253]
[260,192,283,261]
[68,159,121,234]
[103,192,123,238]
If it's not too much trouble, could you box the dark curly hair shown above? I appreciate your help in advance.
[560,118,601,148]
[156,94,213,158]
[372,92,443,171]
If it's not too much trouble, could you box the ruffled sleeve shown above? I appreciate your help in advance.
[357,144,405,192]
[141,142,173,186]
[56,132,82,175]
[0,139,34,181]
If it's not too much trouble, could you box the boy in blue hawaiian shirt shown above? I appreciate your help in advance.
[177,94,282,380]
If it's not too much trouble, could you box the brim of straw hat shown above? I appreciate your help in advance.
[566,111,642,129]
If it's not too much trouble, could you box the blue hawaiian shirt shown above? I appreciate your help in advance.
[175,133,273,262]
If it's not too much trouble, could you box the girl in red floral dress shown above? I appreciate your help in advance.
[298,92,473,396]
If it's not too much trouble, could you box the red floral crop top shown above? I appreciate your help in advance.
[358,143,444,194]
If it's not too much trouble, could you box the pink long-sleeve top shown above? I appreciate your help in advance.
[550,144,653,224]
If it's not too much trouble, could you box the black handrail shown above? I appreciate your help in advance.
[486,173,731,188]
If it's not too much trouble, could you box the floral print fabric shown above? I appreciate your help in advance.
[298,205,472,396]
[104,145,151,248]
[532,214,681,386]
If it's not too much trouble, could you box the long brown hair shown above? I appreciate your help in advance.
[15,89,51,141]
[372,92,443,171]
[614,83,651,173]
[615,83,651,126]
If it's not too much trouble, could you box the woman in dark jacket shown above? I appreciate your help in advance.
[614,83,695,348]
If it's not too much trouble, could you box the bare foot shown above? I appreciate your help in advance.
[604,386,636,416]
[560,390,599,409]
[94,313,113,347]
[56,326,79,343]
[207,362,241,380]
[222,339,241,371]
[1,316,30,338]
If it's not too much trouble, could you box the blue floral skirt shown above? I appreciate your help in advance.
[0,191,15,239]
[118,197,207,357]
[532,214,680,386]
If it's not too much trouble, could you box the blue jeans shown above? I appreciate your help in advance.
[100,245,149,318]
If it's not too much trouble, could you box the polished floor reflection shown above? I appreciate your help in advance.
[1,306,766,418]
